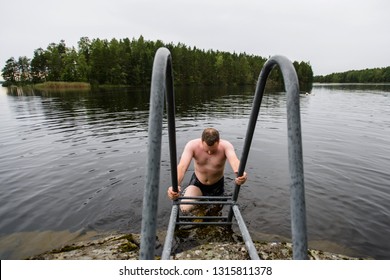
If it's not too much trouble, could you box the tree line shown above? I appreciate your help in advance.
[314,67,390,83]
[2,36,313,88]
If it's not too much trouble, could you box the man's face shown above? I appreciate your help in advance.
[202,141,219,155]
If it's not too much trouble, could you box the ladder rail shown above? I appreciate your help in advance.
[139,47,178,260]
[228,55,308,259]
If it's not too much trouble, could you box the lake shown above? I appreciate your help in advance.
[0,84,389,259]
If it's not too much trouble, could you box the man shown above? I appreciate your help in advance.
[167,128,247,213]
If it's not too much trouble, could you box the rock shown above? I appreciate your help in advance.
[29,233,141,260]
[28,232,367,260]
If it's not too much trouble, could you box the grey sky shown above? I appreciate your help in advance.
[1,0,389,78]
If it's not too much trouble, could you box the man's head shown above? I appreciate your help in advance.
[202,128,220,146]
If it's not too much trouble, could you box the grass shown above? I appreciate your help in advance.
[34,82,91,90]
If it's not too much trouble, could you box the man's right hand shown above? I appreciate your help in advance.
[167,186,181,200]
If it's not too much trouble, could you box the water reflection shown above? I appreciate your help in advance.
[1,84,389,259]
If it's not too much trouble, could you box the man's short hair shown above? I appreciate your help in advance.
[202,128,220,146]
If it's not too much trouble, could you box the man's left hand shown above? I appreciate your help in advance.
[235,172,248,185]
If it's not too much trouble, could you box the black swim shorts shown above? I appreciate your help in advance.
[187,172,225,196]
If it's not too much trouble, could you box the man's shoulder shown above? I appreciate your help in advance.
[186,138,201,148]
[220,139,234,148]
[188,138,201,144]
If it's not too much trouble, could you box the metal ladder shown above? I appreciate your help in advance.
[139,47,308,260]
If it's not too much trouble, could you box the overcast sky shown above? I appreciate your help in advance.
[1,0,389,78]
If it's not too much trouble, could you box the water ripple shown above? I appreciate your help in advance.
[1,85,390,259]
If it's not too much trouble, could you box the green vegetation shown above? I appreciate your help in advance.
[115,234,139,253]
[2,36,313,88]
[314,67,390,83]
[49,244,85,254]
[33,81,91,90]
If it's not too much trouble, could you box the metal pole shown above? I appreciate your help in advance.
[281,57,308,260]
[229,63,268,205]
[139,47,178,260]
[161,204,179,260]
[165,57,179,192]
[232,205,260,260]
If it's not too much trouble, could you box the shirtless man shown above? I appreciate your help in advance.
[167,128,247,213]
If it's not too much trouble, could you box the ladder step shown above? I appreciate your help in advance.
[176,221,233,226]
[176,200,233,205]
[177,196,231,201]
[179,215,228,220]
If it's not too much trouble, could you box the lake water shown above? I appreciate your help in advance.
[0,84,389,259]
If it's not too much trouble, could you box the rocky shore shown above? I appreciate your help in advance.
[28,232,365,260]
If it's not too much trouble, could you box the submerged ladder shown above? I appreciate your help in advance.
[139,47,308,260]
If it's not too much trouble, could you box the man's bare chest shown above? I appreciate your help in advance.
[194,153,226,168]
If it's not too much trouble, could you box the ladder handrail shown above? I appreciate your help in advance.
[228,55,308,259]
[139,47,178,260]
[140,48,308,260]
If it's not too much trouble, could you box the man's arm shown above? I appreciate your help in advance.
[224,140,247,185]
[177,141,194,185]
[224,140,240,173]
[167,140,194,200]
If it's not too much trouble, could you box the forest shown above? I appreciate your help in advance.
[1,36,314,89]
[314,67,390,83]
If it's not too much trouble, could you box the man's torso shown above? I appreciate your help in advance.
[191,139,227,185]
